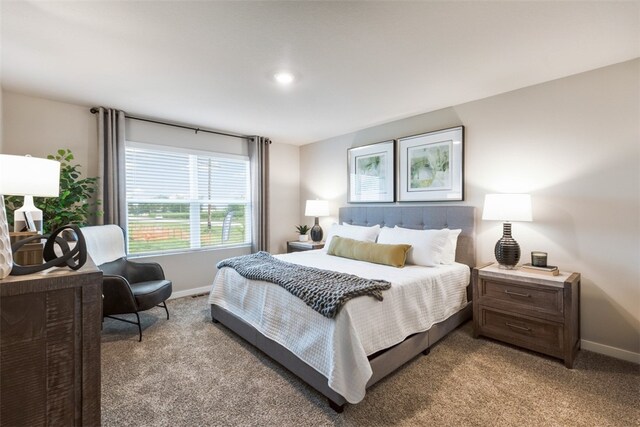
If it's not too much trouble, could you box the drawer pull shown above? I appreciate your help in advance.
[505,322,532,332]
[505,289,531,298]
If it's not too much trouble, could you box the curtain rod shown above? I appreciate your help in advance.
[89,107,250,140]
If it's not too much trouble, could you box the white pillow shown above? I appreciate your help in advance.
[440,229,462,265]
[377,226,449,267]
[324,223,381,250]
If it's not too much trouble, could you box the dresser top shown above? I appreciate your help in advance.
[0,257,100,285]
[478,263,576,288]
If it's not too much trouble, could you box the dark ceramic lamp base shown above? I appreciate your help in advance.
[310,217,323,242]
[495,222,521,269]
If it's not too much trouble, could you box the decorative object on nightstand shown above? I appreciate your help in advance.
[482,193,532,269]
[305,199,329,243]
[522,251,559,275]
[472,263,580,368]
[521,263,559,276]
[0,154,61,279]
[530,251,547,267]
[295,224,310,242]
[287,240,324,253]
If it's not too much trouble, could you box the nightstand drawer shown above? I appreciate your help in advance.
[480,278,563,316]
[478,307,563,356]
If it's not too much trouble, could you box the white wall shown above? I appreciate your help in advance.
[1,90,301,295]
[1,91,97,177]
[300,59,640,360]
[126,118,248,156]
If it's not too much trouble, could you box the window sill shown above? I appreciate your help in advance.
[127,243,252,260]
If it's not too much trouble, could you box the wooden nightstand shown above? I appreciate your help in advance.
[472,263,580,368]
[287,241,324,253]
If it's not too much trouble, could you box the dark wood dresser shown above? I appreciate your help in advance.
[0,262,103,426]
[473,263,580,368]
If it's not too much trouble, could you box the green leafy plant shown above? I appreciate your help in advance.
[295,224,310,235]
[5,149,101,233]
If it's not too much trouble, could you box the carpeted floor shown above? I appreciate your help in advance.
[102,295,640,426]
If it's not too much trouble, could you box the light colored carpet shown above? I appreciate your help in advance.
[102,295,640,426]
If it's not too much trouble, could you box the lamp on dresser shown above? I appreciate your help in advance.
[305,199,329,243]
[0,154,61,279]
[482,193,532,269]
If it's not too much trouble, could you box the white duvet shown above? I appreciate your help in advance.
[208,250,470,404]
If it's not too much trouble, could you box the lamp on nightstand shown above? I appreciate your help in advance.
[0,154,61,279]
[305,200,329,243]
[482,193,532,269]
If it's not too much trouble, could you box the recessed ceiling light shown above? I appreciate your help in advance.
[274,72,294,85]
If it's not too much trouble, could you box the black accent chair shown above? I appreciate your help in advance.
[82,225,172,341]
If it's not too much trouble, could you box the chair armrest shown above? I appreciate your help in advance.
[126,261,166,283]
[102,275,138,316]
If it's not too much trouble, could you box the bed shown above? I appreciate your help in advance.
[209,206,475,411]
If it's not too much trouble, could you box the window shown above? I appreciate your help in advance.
[125,141,251,255]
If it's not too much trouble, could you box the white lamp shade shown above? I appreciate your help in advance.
[305,200,329,217]
[482,194,532,222]
[0,154,61,197]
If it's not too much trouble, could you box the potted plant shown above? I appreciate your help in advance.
[295,225,310,242]
[5,149,101,235]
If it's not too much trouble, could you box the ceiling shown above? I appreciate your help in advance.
[2,1,638,146]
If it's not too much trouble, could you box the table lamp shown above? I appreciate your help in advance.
[305,200,329,243]
[482,193,532,269]
[0,154,61,279]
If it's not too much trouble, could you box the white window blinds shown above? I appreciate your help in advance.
[125,142,251,255]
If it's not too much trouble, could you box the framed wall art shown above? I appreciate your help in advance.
[347,140,395,203]
[397,126,464,202]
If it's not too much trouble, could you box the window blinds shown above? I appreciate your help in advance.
[124,141,251,255]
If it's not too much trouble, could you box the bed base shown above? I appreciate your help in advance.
[210,302,472,412]
[211,205,476,412]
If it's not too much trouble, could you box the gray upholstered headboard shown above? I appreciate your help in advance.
[339,206,476,269]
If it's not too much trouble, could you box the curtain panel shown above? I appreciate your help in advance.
[96,108,127,227]
[249,136,271,253]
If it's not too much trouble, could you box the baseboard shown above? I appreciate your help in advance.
[169,285,211,300]
[581,339,640,364]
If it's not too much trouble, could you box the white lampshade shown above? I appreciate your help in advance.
[0,154,61,197]
[305,200,329,217]
[482,194,532,222]
[0,155,60,278]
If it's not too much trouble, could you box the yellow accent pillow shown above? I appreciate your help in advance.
[327,236,411,268]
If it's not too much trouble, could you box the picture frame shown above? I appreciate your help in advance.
[347,140,395,203]
[397,126,464,202]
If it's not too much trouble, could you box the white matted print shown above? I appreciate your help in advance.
[398,126,463,201]
[348,140,395,203]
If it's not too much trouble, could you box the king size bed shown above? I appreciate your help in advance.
[209,206,475,412]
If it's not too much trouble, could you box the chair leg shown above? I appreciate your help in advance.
[104,313,143,342]
[158,301,170,320]
[135,312,142,342]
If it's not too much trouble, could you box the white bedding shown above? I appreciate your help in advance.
[208,250,470,404]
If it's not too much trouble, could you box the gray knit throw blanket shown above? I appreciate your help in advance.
[216,251,391,319]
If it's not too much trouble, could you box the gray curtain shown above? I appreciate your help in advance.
[248,136,271,252]
[96,108,127,226]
